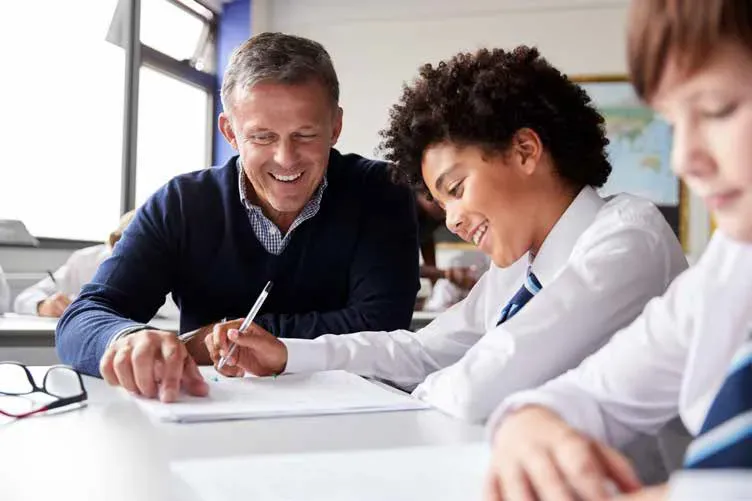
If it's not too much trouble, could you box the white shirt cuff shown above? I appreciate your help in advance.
[281,338,329,373]
[107,324,151,347]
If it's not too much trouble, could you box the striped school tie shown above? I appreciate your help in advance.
[683,339,752,469]
[497,266,542,326]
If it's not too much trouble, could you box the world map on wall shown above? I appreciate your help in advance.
[581,81,678,205]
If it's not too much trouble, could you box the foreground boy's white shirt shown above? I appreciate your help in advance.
[491,231,752,443]
[283,187,688,422]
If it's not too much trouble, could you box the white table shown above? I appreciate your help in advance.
[0,367,484,501]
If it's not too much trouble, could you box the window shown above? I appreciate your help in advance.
[0,0,125,241]
[0,0,217,242]
[141,0,208,69]
[136,66,210,206]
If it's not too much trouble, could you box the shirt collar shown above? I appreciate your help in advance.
[530,186,605,286]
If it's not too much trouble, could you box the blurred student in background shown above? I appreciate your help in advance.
[14,211,179,319]
[416,191,487,310]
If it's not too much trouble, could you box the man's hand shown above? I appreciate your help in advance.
[100,329,209,402]
[204,320,287,377]
[37,292,72,317]
[485,405,642,501]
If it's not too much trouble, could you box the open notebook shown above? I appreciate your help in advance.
[171,442,490,501]
[131,369,429,423]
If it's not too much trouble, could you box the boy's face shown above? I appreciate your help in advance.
[652,42,752,242]
[420,141,542,268]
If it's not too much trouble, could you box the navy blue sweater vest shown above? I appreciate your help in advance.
[57,150,420,375]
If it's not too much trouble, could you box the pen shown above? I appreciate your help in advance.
[177,317,227,344]
[47,270,58,291]
[218,281,273,370]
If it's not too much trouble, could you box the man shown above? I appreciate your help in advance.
[56,33,420,403]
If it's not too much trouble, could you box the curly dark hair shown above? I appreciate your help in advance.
[379,46,611,191]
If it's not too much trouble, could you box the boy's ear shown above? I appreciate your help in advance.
[513,128,543,173]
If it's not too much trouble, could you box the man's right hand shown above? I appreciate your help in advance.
[37,292,72,317]
[100,329,209,402]
[485,405,641,501]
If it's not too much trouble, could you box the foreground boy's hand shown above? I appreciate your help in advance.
[485,405,642,501]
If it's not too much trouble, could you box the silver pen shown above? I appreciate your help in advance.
[217,281,273,370]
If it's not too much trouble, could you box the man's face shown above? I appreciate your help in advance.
[219,80,342,229]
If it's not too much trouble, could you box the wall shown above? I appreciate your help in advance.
[213,0,252,165]
[259,0,712,258]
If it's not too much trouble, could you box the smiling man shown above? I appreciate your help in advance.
[203,46,689,427]
[55,33,420,401]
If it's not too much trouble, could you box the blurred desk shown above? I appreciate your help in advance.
[0,313,179,348]
[1,311,437,363]
[0,314,179,364]
[0,366,485,501]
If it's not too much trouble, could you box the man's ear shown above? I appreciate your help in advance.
[330,106,343,146]
[513,128,543,174]
[219,112,238,150]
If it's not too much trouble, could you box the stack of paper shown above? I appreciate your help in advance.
[132,370,429,423]
[171,442,490,501]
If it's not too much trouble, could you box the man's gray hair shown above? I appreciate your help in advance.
[220,32,340,111]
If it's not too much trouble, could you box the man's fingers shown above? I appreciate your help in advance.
[597,443,642,494]
[131,340,159,398]
[112,344,138,394]
[181,357,209,397]
[158,339,184,402]
[99,348,118,386]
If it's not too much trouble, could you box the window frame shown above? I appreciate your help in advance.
[120,0,218,217]
[0,0,219,250]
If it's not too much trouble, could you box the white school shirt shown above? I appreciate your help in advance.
[0,265,10,314]
[13,244,180,319]
[282,187,688,423]
[489,230,752,447]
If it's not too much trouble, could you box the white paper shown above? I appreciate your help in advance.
[171,442,490,501]
[132,369,429,423]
